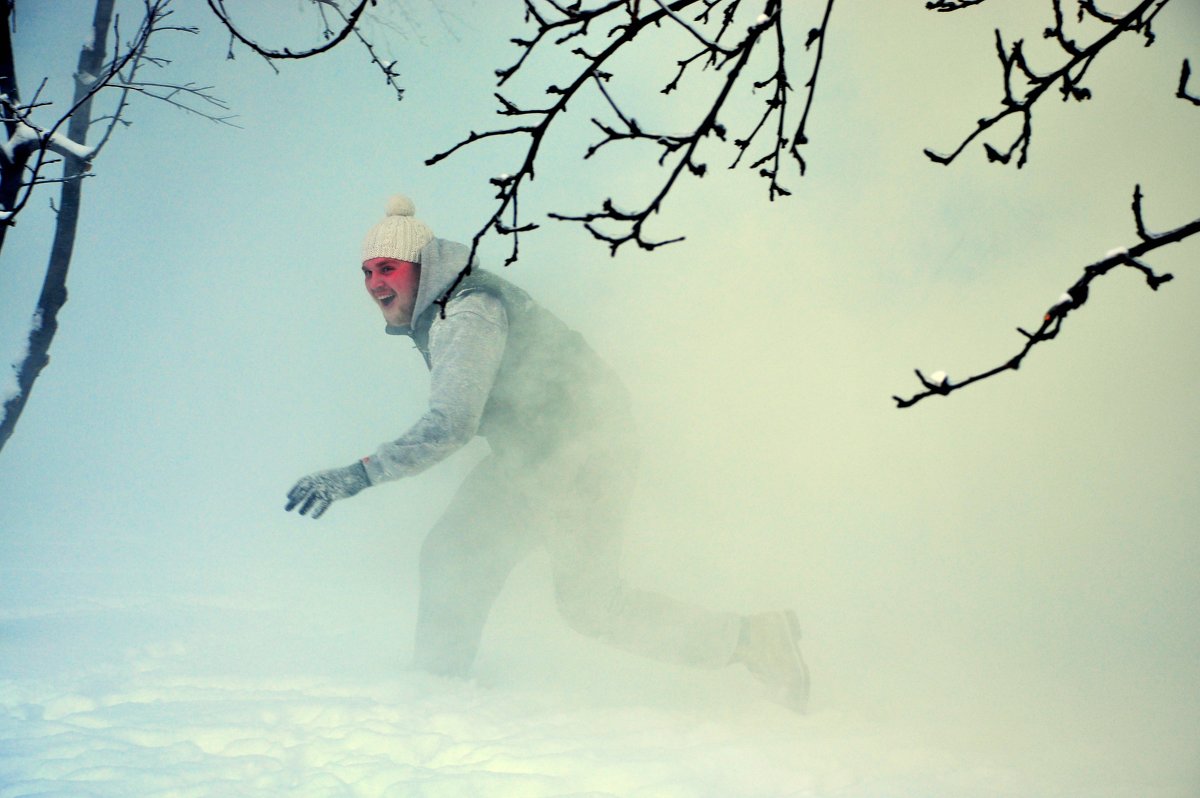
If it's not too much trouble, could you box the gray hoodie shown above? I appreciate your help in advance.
[362,238,630,485]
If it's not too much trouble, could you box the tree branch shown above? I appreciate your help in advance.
[893,186,1196,408]
[205,0,372,60]
[551,10,770,252]
[789,0,834,177]
[924,0,1172,168]
[1,0,245,239]
[925,0,990,10]
[1177,58,1200,106]
[205,0,405,101]
[426,0,710,310]
[427,0,836,313]
[1,0,116,453]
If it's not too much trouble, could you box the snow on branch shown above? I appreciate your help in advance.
[426,0,836,313]
[892,186,1198,408]
[924,0,1173,168]
[0,119,93,162]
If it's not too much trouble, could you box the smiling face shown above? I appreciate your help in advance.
[363,257,421,326]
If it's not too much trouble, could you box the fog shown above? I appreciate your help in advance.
[2,2,1198,795]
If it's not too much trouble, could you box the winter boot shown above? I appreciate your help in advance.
[734,610,810,713]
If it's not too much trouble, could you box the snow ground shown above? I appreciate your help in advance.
[1,585,1190,798]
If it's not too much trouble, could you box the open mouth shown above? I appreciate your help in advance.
[378,294,396,307]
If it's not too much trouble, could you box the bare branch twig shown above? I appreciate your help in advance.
[924,0,1172,168]
[426,0,837,314]
[0,0,238,231]
[1178,58,1200,106]
[893,186,1196,408]
[205,0,372,60]
[205,0,405,100]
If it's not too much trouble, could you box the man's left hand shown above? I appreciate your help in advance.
[285,462,370,519]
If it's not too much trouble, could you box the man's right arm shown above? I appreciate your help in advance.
[362,291,508,484]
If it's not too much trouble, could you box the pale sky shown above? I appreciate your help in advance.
[2,1,1198,791]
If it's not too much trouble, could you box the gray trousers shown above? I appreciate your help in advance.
[413,431,741,676]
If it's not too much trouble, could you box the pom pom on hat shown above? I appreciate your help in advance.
[385,194,416,217]
[362,194,434,263]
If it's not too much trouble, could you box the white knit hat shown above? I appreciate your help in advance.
[361,195,434,263]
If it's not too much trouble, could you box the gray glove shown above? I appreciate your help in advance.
[285,461,370,519]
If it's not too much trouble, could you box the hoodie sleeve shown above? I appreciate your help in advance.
[363,291,507,484]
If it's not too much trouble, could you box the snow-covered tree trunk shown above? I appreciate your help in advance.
[0,0,114,453]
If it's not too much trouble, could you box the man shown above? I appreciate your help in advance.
[285,195,810,712]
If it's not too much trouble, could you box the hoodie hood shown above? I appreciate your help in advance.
[385,237,473,336]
